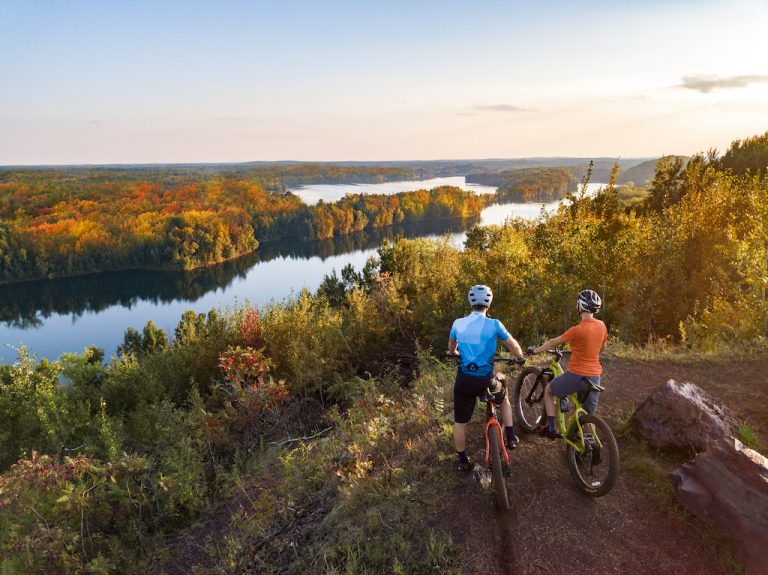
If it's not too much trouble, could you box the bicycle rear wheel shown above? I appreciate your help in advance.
[514,367,545,433]
[566,413,619,497]
[487,426,510,511]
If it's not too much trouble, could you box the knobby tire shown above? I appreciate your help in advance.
[514,367,544,433]
[488,426,510,511]
[566,413,619,497]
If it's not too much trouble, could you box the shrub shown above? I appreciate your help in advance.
[0,452,156,573]
[260,289,345,396]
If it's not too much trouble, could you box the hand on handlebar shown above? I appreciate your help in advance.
[526,345,538,356]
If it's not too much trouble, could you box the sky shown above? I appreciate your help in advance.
[1,0,767,165]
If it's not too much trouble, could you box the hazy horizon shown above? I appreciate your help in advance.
[0,155,657,169]
[2,0,767,164]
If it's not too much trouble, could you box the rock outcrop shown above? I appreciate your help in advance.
[669,437,768,575]
[631,379,736,450]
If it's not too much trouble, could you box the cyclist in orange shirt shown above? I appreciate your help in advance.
[528,290,607,439]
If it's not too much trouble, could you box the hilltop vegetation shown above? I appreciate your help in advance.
[716,130,768,177]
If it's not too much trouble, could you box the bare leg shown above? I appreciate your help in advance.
[454,422,466,452]
[544,384,556,417]
[501,396,514,427]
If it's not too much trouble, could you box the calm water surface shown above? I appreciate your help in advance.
[0,179,604,362]
[289,176,498,204]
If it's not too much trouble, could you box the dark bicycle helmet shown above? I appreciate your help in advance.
[468,284,493,308]
[577,289,602,314]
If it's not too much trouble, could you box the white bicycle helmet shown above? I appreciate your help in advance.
[577,289,602,314]
[468,284,493,308]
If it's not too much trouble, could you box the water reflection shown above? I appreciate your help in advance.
[0,217,477,329]
[0,181,606,360]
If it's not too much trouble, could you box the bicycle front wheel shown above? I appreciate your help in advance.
[514,367,545,433]
[488,426,510,511]
[566,413,619,497]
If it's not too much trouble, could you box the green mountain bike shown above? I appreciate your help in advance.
[512,349,619,497]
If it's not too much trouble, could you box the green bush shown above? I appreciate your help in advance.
[260,289,346,396]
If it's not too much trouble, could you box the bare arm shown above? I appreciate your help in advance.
[503,335,525,360]
[448,337,458,354]
[533,335,565,355]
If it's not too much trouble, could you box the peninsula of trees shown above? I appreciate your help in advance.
[0,165,488,283]
[467,167,578,202]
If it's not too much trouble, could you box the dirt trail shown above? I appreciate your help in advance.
[442,355,768,575]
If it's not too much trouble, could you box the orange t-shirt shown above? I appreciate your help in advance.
[561,319,608,376]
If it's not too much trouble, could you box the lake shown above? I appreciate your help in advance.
[0,178,605,362]
[290,176,498,204]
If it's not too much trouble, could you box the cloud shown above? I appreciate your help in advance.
[678,74,768,93]
[474,104,534,113]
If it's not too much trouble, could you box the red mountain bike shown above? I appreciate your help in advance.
[447,354,525,511]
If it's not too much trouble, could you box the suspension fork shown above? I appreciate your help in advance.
[525,369,552,404]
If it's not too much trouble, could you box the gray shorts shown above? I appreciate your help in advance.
[549,371,600,414]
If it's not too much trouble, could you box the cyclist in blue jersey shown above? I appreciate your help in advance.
[449,284,526,471]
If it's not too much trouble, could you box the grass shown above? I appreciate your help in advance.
[618,430,677,507]
[604,336,768,364]
[617,425,747,574]
[152,351,757,574]
[171,357,467,575]
[737,423,760,449]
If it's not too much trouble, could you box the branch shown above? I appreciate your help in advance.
[269,426,333,447]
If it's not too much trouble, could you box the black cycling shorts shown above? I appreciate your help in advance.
[453,369,505,424]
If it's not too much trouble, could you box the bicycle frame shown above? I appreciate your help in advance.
[484,400,509,467]
[445,353,522,479]
[544,355,603,454]
[514,348,618,497]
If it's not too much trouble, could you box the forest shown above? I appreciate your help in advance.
[0,217,476,329]
[0,158,593,284]
[1,132,767,573]
[0,164,486,283]
[467,167,577,202]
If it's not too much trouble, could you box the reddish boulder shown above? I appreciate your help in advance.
[669,437,768,575]
[631,379,736,450]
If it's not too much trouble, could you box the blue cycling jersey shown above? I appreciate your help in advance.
[449,312,510,377]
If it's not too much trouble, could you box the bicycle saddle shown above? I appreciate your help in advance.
[582,377,605,392]
[479,389,495,403]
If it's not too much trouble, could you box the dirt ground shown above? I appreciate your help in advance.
[443,355,768,575]
[151,355,768,574]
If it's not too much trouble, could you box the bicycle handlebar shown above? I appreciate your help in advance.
[495,357,527,365]
[524,348,571,356]
[548,349,571,356]
[444,352,525,365]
